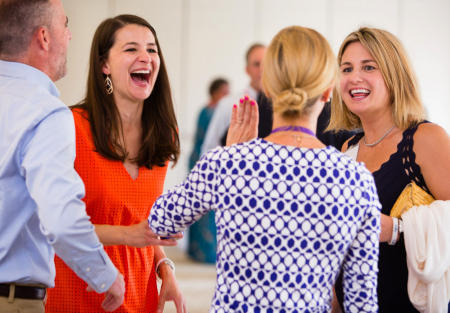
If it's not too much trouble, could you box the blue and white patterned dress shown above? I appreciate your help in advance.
[149,138,381,313]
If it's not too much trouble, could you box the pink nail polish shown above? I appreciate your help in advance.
[244,95,249,100]
[233,104,237,108]
[240,99,244,103]
[250,100,255,106]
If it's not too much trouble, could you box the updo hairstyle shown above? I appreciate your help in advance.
[262,26,337,119]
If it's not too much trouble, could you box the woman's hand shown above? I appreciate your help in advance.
[123,220,182,248]
[226,96,259,146]
[379,213,394,242]
[94,221,183,247]
[157,265,187,313]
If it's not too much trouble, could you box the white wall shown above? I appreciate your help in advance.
[59,0,450,190]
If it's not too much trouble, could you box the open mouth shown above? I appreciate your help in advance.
[130,70,150,84]
[350,88,370,100]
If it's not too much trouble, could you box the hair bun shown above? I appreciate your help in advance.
[275,87,308,114]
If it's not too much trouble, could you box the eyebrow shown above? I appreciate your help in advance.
[122,42,157,47]
[340,59,376,66]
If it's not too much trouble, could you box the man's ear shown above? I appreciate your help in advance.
[35,26,51,52]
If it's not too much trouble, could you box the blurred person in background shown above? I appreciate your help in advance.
[201,43,267,154]
[188,77,229,264]
[189,78,229,170]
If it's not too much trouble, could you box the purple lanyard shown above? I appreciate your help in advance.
[270,126,316,137]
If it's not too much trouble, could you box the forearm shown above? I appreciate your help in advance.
[23,109,118,292]
[379,213,394,242]
[94,224,128,246]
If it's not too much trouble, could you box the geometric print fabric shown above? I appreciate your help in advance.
[150,138,381,313]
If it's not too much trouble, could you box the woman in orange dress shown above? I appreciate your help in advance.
[46,15,186,313]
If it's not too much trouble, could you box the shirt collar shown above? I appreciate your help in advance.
[0,60,60,98]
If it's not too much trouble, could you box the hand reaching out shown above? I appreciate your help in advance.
[124,220,183,248]
[226,96,259,146]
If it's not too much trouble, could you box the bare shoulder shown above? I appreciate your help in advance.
[413,122,450,199]
[414,122,450,170]
[414,122,450,154]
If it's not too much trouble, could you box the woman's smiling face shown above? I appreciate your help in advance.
[102,23,160,105]
[339,41,390,118]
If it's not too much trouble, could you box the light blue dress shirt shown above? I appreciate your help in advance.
[0,60,117,293]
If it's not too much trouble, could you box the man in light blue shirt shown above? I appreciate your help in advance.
[0,0,125,311]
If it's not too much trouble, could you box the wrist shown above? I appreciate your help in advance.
[389,217,401,245]
[121,226,129,246]
[155,257,175,280]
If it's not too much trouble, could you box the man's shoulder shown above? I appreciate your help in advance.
[1,78,69,133]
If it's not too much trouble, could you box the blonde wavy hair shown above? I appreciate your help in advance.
[328,27,425,131]
[262,26,337,119]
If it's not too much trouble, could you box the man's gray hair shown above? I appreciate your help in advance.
[0,0,52,58]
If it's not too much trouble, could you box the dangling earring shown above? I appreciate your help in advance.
[105,75,113,95]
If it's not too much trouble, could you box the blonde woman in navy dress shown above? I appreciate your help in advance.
[149,26,381,313]
[329,27,450,313]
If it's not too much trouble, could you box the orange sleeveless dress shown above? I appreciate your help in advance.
[46,108,168,312]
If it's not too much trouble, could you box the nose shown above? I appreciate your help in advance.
[138,50,151,63]
[348,69,363,83]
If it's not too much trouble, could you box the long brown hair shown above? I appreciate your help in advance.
[75,14,179,168]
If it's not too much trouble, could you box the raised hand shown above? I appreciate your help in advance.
[226,95,259,146]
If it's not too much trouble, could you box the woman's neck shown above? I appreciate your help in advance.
[271,115,317,133]
[359,110,396,143]
[265,114,324,149]
[115,99,143,130]
[114,99,143,162]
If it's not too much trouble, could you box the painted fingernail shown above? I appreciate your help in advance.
[244,95,249,100]
[240,98,244,103]
[250,100,256,106]
[233,104,237,108]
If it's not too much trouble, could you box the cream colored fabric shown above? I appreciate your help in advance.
[402,200,450,313]
[344,143,359,160]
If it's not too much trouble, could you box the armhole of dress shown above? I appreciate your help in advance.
[399,121,431,193]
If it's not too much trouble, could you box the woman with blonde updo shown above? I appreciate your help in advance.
[149,26,381,312]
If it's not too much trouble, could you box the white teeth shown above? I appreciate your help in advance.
[132,70,150,74]
[351,88,370,94]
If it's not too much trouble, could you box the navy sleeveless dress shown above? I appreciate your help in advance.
[337,121,433,312]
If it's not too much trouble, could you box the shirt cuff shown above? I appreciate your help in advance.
[70,249,118,293]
